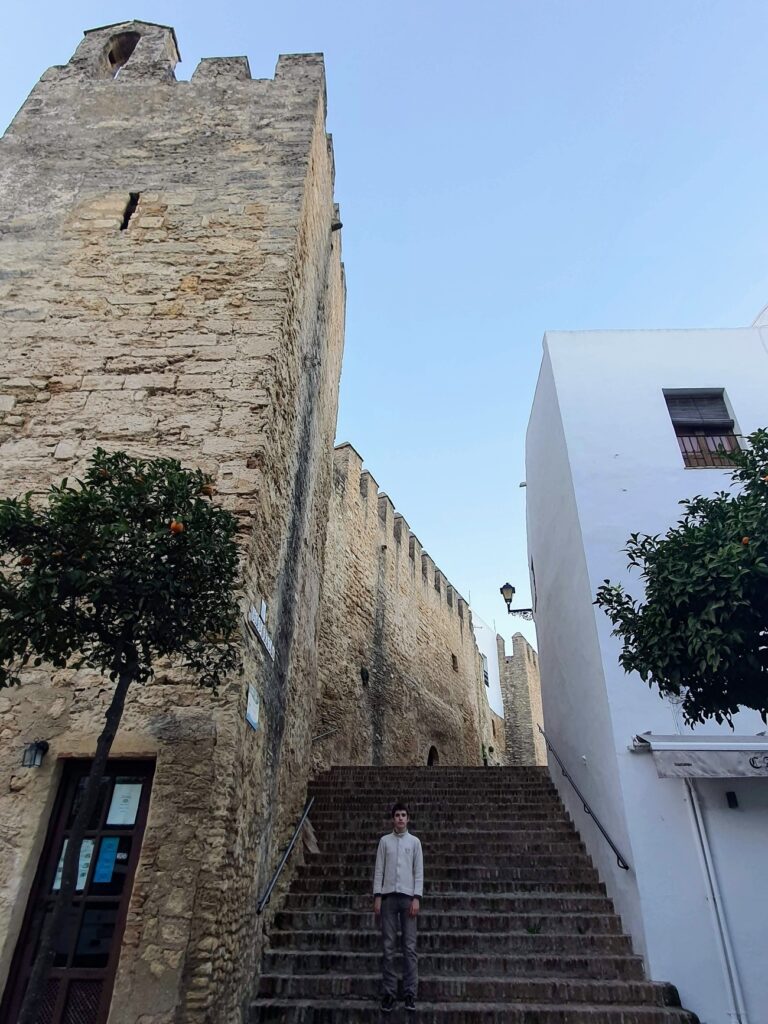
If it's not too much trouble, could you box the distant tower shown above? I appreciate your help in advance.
[0,22,344,1024]
[497,633,547,765]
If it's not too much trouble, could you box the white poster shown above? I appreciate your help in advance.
[53,838,94,892]
[246,685,260,730]
[106,781,143,825]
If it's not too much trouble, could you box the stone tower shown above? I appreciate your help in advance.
[497,632,547,765]
[0,22,344,1024]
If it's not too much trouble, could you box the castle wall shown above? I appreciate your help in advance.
[488,709,507,764]
[0,22,344,1024]
[313,444,492,770]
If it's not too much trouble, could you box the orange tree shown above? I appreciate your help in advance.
[0,449,240,1024]
[596,428,768,727]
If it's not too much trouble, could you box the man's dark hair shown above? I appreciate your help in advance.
[391,802,409,817]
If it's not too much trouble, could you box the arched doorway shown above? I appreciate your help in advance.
[427,746,439,767]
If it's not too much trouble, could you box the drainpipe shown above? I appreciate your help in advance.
[685,778,749,1024]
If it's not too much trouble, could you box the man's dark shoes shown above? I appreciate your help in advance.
[404,995,416,1012]
[381,994,396,1013]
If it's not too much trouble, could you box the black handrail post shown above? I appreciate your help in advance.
[256,796,315,915]
[537,724,631,872]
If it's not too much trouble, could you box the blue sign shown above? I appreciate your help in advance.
[93,837,119,884]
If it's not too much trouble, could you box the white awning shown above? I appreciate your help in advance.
[632,733,768,778]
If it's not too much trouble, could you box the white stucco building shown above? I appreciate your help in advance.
[473,615,505,719]
[526,327,768,1024]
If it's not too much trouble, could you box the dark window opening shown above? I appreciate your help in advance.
[107,32,141,76]
[492,720,496,738]
[664,389,738,468]
[120,193,140,231]
[427,746,439,767]
[451,653,458,672]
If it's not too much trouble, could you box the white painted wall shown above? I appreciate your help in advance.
[527,327,768,1024]
[473,615,504,718]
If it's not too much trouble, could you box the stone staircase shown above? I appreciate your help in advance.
[251,767,698,1023]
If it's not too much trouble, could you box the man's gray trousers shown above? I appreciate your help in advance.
[380,894,418,998]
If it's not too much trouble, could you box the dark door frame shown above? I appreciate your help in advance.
[1,758,155,1024]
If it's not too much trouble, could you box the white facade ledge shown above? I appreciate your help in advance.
[632,733,768,777]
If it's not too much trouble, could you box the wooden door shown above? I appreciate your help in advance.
[2,759,154,1024]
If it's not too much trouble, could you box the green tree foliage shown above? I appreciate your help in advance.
[0,449,241,1024]
[0,448,240,690]
[595,429,768,727]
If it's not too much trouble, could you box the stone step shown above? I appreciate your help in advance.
[311,786,561,794]
[311,774,555,783]
[289,877,607,896]
[273,910,623,935]
[311,791,563,801]
[320,837,585,854]
[282,892,614,914]
[309,812,571,825]
[311,795,558,803]
[310,795,559,805]
[266,929,634,955]
[319,770,552,774]
[297,863,599,883]
[315,770,552,775]
[261,950,646,981]
[250,999,697,1023]
[257,974,679,1007]
[307,819,577,835]
[307,851,592,868]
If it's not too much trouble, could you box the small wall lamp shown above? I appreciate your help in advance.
[499,582,516,612]
[22,740,49,768]
[499,582,534,621]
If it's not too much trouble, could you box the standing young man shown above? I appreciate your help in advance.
[373,803,424,1013]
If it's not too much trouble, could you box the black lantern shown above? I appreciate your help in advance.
[21,740,49,768]
[499,582,515,612]
[499,582,534,620]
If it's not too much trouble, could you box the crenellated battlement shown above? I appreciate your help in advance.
[32,21,325,91]
[331,443,471,626]
[317,444,489,768]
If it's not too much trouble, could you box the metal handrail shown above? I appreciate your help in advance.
[312,728,339,743]
[537,724,630,871]
[256,796,315,914]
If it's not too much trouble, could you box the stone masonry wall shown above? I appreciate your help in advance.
[488,709,506,765]
[0,22,345,1024]
[497,632,547,766]
[313,444,494,770]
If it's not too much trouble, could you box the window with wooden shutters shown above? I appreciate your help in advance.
[663,389,739,468]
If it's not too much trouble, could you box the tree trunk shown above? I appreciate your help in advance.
[17,659,137,1024]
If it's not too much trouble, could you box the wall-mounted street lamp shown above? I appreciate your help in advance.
[21,740,49,768]
[499,582,534,621]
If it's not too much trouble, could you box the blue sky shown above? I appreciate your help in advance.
[4,1,768,644]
